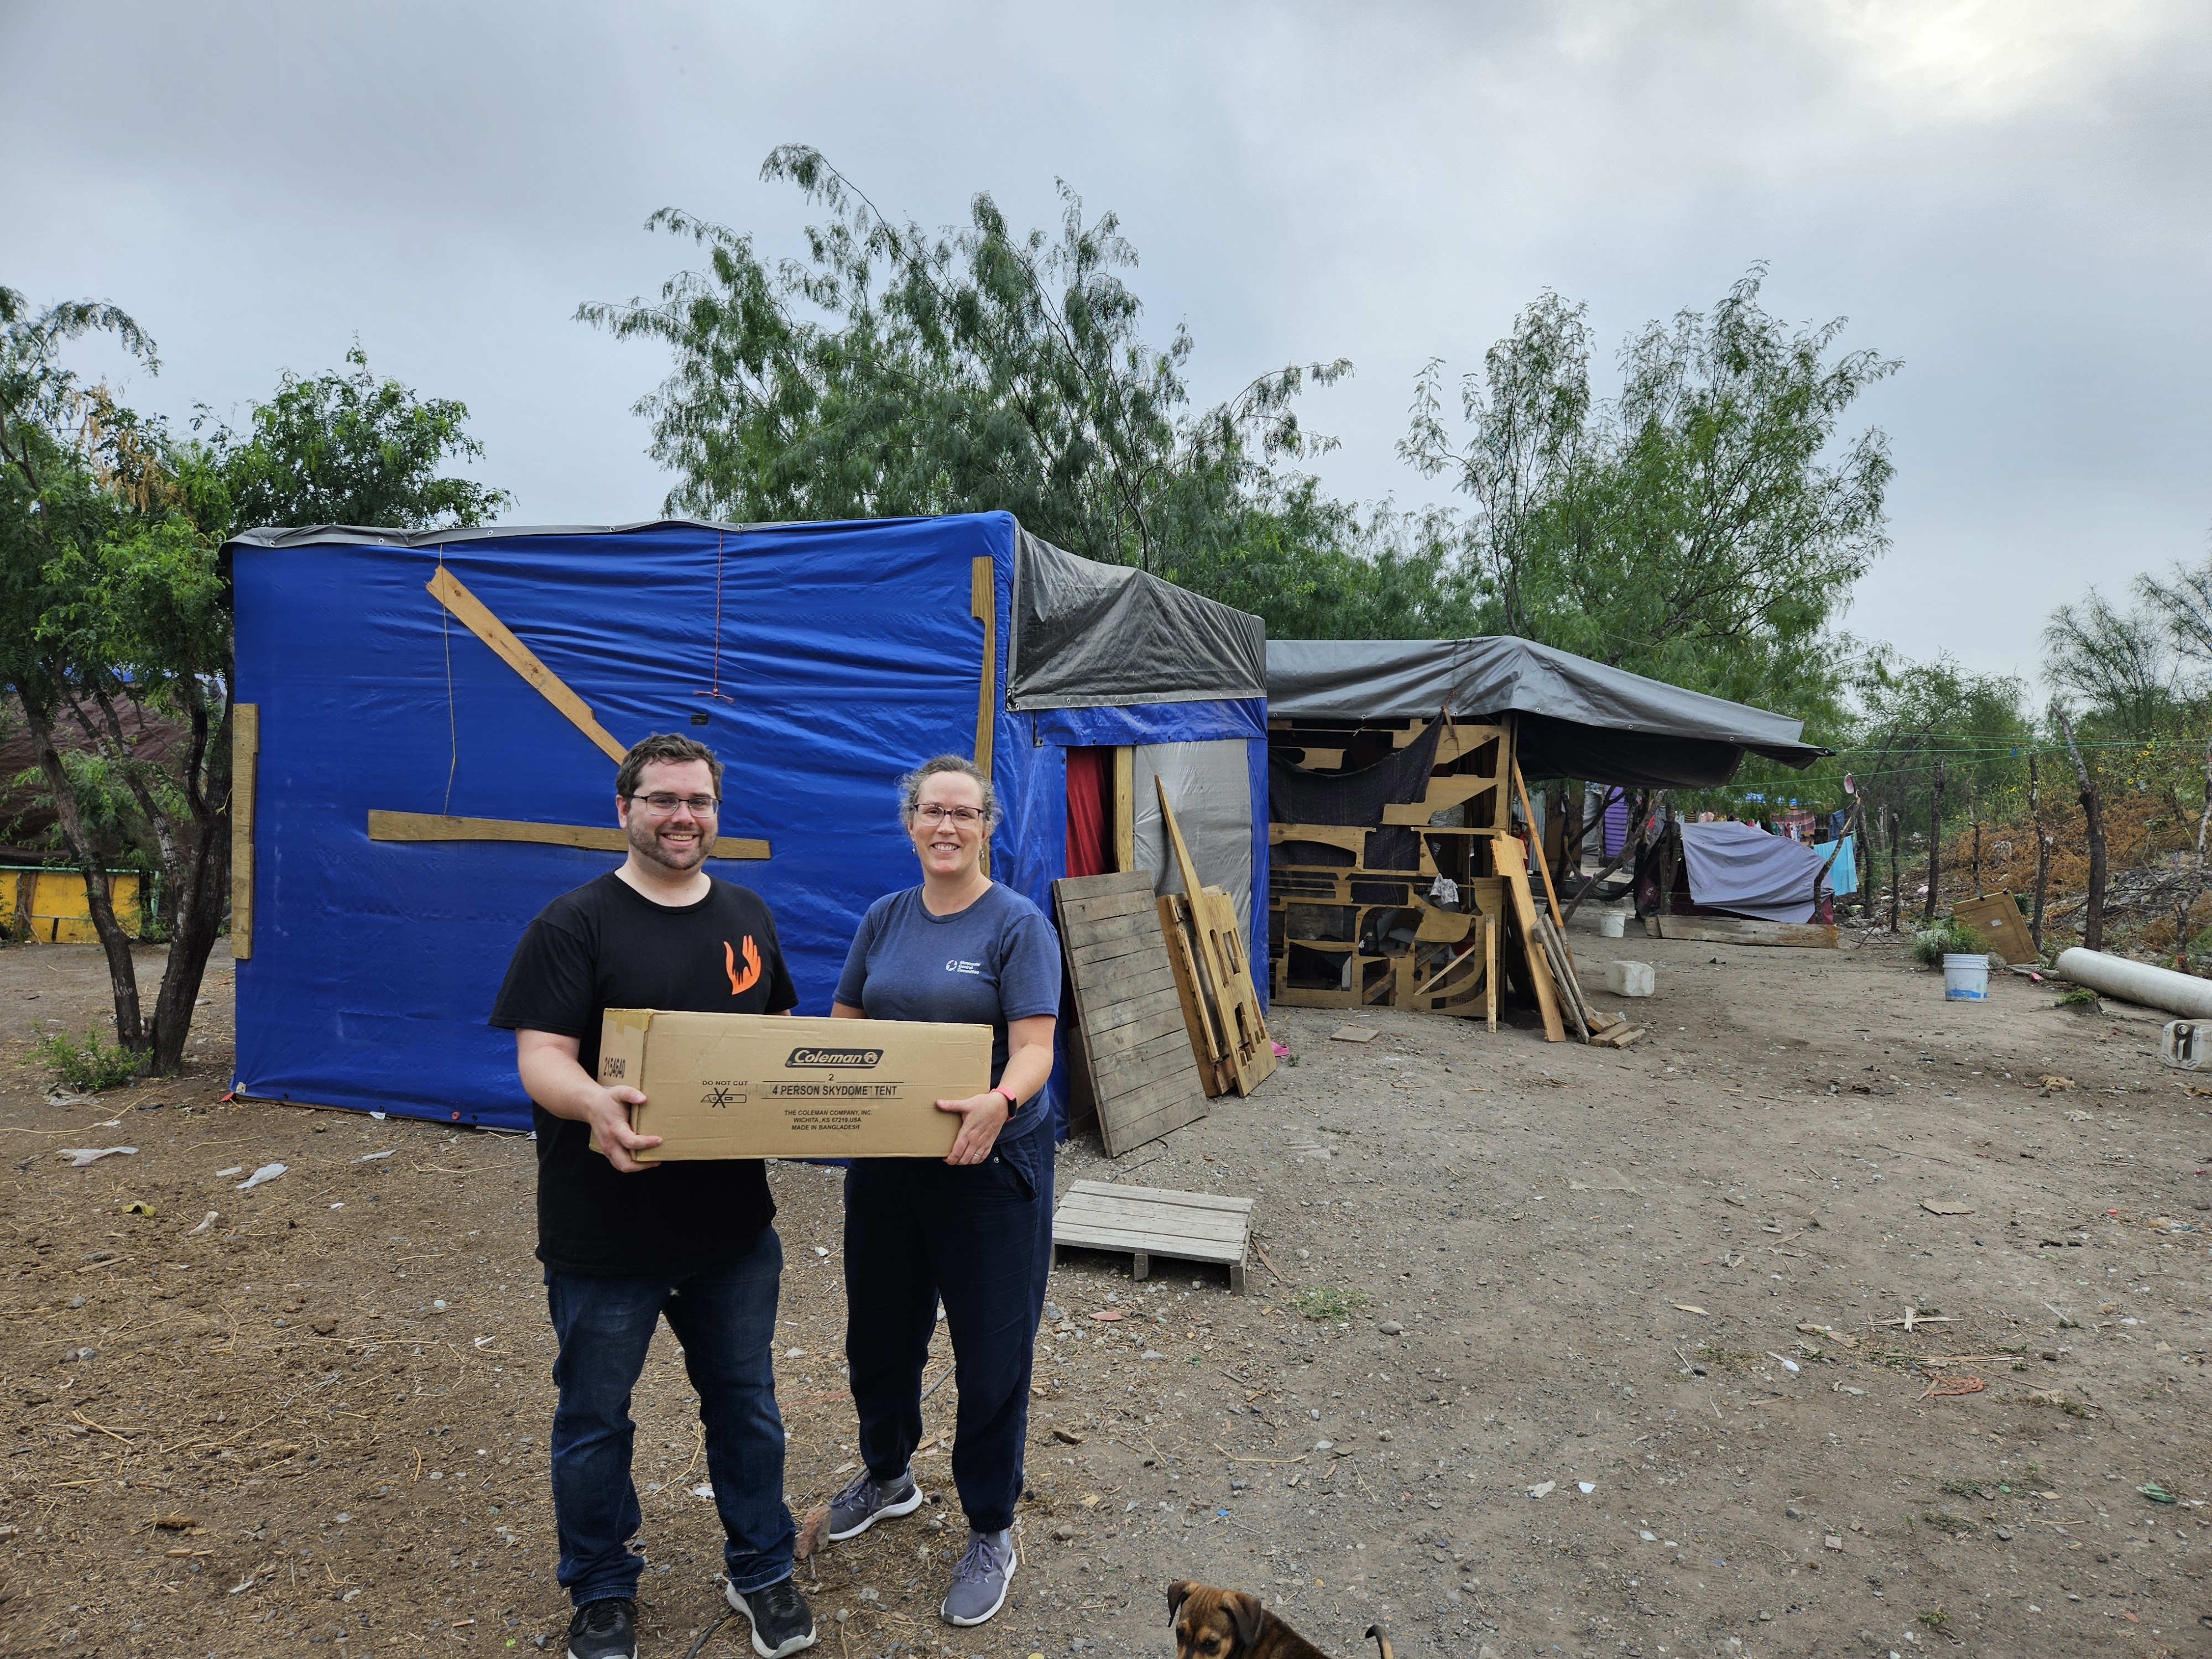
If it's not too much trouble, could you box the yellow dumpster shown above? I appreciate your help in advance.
[6,868,145,944]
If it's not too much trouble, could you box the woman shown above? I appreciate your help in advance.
[823,754,1061,1629]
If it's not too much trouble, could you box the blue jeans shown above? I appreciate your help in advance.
[843,1123,1052,1533]
[544,1229,795,1604]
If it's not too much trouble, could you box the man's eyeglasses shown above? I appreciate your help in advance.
[627,792,720,815]
[912,804,985,825]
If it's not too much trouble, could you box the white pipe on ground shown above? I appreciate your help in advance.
[2054,947,2212,1018]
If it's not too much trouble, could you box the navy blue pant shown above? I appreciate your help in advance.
[543,1229,795,1604]
[842,1124,1052,1533]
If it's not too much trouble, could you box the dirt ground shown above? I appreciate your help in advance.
[2,927,2208,1659]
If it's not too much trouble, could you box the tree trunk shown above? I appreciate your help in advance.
[2028,753,2051,956]
[143,686,232,1076]
[1921,760,1946,926]
[2187,737,2212,975]
[1885,805,1902,932]
[1968,779,1981,898]
[2058,714,2106,953]
[19,689,145,1053]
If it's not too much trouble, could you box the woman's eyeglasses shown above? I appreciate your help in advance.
[912,804,984,825]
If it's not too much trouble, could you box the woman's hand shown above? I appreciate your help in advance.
[936,1091,1011,1165]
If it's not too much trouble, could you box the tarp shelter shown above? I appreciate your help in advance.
[1266,637,1827,788]
[225,513,1267,1133]
[1676,821,1851,923]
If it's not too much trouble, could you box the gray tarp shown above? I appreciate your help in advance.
[1266,637,1825,788]
[1131,739,1254,931]
[1007,530,1266,711]
[1677,821,1833,923]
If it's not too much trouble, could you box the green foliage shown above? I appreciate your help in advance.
[1292,1286,1370,1322]
[1400,266,1896,716]
[2056,986,2100,1008]
[582,147,1363,637]
[209,343,512,531]
[33,1026,144,1092]
[1912,917,1989,966]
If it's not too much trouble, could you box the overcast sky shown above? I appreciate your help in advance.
[6,0,2207,695]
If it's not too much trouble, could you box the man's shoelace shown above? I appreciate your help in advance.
[834,1471,902,1510]
[950,1533,1008,1582]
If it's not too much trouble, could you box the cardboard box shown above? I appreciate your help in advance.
[1952,893,2038,965]
[592,1010,988,1160]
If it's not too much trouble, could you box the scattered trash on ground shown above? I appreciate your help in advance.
[234,1162,287,1190]
[57,1146,135,1167]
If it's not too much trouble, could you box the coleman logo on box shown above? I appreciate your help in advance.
[785,1047,885,1068]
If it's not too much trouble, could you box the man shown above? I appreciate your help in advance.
[491,734,817,1659]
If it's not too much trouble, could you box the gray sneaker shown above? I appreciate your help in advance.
[826,1467,924,1542]
[940,1527,1016,1627]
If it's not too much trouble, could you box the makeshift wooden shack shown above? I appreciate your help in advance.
[224,513,1266,1131]
[1263,638,1826,1024]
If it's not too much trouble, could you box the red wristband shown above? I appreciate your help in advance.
[994,1087,1019,1112]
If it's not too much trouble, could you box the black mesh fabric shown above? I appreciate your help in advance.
[1268,720,1447,874]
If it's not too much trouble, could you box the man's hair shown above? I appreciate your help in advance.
[896,754,1000,828]
[617,733,723,800]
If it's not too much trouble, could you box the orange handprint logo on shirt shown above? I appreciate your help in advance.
[725,935,761,996]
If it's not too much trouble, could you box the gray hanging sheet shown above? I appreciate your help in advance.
[1677,821,1835,923]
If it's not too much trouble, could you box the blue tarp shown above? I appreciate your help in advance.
[228,513,1266,1133]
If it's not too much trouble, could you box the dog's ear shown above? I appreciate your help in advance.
[1224,1591,1265,1649]
[1166,1580,1193,1623]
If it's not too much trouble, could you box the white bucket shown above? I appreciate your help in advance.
[1598,912,1626,938]
[1942,953,1989,1001]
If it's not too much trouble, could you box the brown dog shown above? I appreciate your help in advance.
[1167,1580,1393,1659]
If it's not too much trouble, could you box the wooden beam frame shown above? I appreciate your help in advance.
[368,810,768,861]
[231,703,259,959]
[427,566,627,764]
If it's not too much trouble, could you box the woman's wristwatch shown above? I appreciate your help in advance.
[993,1087,1019,1113]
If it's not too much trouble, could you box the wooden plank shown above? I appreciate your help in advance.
[1053,1203,1248,1239]
[230,702,259,961]
[1498,858,1566,1042]
[1653,916,1839,948]
[1513,760,1574,974]
[1058,1198,1251,1234]
[368,810,770,861]
[427,566,627,764]
[1157,894,1232,1096]
[1157,779,1275,1096]
[1113,745,1135,874]
[971,556,996,878]
[1379,774,1500,824]
[1269,823,1369,855]
[1052,873,1208,1158]
[1053,1227,1243,1265]
[1063,1180,1251,1211]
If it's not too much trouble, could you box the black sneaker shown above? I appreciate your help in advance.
[725,1575,819,1658]
[566,1598,637,1659]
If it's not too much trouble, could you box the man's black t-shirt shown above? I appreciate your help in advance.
[489,872,799,1277]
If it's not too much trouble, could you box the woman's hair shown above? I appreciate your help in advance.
[896,754,1001,829]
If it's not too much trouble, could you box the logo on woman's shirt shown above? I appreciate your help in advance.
[945,959,982,975]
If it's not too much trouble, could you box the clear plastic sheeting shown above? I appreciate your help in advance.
[1677,821,1838,924]
[1130,739,1255,931]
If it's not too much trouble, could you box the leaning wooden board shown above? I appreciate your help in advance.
[1052,1179,1253,1295]
[1051,873,1211,1157]
[1156,781,1276,1095]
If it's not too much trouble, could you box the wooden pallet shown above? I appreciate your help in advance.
[1156,781,1276,1096]
[1052,873,1210,1157]
[1051,1180,1254,1295]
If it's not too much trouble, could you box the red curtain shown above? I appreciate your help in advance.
[1065,747,1109,877]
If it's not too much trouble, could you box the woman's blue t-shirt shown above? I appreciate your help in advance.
[834,883,1062,1128]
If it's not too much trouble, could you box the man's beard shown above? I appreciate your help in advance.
[628,817,708,874]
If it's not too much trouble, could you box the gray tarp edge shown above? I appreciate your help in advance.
[1005,528,1266,710]
[1266,637,1829,785]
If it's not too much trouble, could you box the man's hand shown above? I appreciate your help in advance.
[936,1091,1010,1166]
[515,1029,662,1174]
[589,1086,662,1173]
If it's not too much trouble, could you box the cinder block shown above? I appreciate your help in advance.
[1603,959,1655,998]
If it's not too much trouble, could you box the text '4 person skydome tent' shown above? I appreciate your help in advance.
[224,513,1268,1133]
